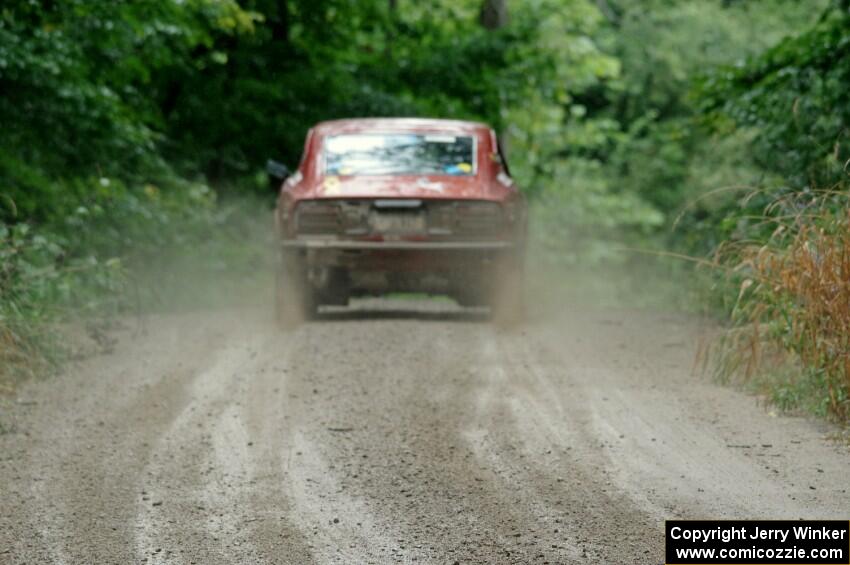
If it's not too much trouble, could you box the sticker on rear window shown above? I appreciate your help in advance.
[423,135,457,144]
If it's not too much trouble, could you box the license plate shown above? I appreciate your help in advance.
[370,212,426,233]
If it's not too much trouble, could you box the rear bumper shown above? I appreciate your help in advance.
[281,237,519,277]
[280,239,514,251]
[279,238,522,296]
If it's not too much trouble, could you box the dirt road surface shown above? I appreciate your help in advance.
[2,299,848,564]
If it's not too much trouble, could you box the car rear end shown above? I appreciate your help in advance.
[274,119,525,322]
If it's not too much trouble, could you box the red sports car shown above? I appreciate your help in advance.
[269,118,526,323]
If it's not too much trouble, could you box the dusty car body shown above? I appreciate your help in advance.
[271,118,526,322]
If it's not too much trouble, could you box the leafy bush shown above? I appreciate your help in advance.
[696,2,850,192]
[0,220,125,384]
[0,175,270,386]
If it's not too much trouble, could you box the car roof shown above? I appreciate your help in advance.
[312,117,492,136]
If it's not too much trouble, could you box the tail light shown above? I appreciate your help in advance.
[295,201,341,234]
[453,201,504,237]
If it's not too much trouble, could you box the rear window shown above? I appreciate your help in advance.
[324,133,475,176]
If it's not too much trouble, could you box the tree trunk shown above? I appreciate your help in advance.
[270,0,290,44]
[479,0,509,156]
[386,0,398,62]
[479,0,508,30]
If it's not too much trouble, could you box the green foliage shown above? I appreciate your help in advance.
[1,0,828,231]
[508,0,826,262]
[0,0,259,161]
[0,217,124,383]
[0,0,262,220]
[697,1,850,191]
[0,220,124,318]
[0,178,270,385]
[606,0,826,236]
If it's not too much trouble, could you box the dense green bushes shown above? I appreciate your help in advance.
[0,174,268,384]
[1,0,267,382]
[2,0,817,246]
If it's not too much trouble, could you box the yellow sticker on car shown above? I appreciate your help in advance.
[323,176,341,195]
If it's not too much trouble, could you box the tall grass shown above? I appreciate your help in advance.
[712,189,850,422]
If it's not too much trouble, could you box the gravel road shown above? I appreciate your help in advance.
[2,299,848,564]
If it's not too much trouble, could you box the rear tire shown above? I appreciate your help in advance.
[275,253,317,329]
[453,287,489,308]
[491,255,526,327]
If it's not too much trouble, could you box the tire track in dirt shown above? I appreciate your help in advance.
[463,329,662,562]
[3,304,850,564]
[269,308,474,563]
[3,314,237,564]
[133,339,261,563]
[133,328,315,564]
